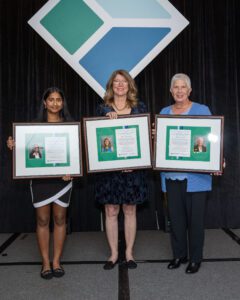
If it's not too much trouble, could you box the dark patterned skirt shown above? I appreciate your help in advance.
[95,170,147,205]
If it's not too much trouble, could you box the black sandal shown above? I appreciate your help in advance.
[40,268,53,280]
[53,266,65,278]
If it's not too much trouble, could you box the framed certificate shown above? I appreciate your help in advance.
[153,115,224,173]
[13,122,82,178]
[83,114,152,173]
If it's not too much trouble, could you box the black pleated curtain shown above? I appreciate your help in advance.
[0,0,239,232]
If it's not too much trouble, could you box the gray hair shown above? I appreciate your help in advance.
[170,73,191,90]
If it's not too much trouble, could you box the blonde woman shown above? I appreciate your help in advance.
[96,70,148,270]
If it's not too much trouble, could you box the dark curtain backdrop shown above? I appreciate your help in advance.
[0,0,239,232]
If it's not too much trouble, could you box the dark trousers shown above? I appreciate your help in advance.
[166,179,207,263]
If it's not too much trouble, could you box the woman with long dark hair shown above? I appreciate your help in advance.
[7,87,73,279]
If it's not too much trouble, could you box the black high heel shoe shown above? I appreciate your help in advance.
[167,257,188,269]
[103,260,117,270]
[126,260,137,269]
[185,262,201,274]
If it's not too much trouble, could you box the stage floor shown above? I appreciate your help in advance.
[1,229,240,300]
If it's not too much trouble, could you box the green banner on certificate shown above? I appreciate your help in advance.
[165,126,211,161]
[25,133,70,168]
[96,125,141,161]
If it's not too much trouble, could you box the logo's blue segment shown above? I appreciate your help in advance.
[80,27,170,88]
[96,0,171,18]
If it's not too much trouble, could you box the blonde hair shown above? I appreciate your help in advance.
[104,70,138,107]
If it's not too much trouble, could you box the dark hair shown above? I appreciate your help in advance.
[36,87,73,122]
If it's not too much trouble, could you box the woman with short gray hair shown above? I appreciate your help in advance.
[160,73,212,274]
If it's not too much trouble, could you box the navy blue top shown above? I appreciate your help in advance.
[96,101,147,116]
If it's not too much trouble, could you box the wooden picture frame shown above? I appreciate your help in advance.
[83,114,152,173]
[13,122,82,178]
[153,115,224,173]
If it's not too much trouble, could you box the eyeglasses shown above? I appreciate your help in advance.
[113,80,128,85]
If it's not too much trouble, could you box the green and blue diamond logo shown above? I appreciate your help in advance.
[28,0,189,97]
